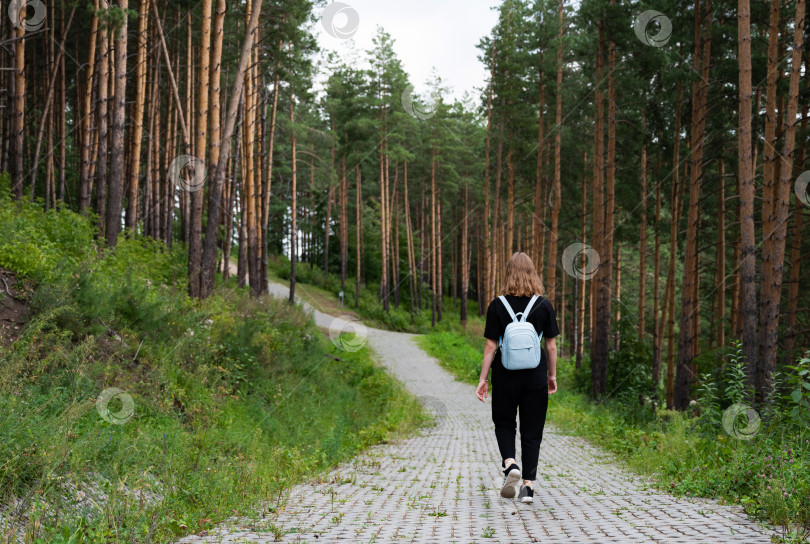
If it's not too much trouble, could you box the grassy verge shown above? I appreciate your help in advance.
[0,183,424,543]
[267,255,486,335]
[419,329,810,540]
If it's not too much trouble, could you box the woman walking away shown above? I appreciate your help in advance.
[475,252,559,504]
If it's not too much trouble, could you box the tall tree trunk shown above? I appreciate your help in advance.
[404,162,417,321]
[493,121,504,296]
[534,75,545,271]
[355,164,362,308]
[392,163,400,307]
[716,157,726,348]
[506,148,515,254]
[576,151,587,369]
[759,0,805,399]
[483,47,495,308]
[547,0,564,302]
[431,148,437,327]
[590,21,607,399]
[784,95,808,361]
[126,0,149,231]
[289,95,298,305]
[436,192,443,322]
[652,151,663,389]
[95,13,110,239]
[461,177,469,326]
[78,2,99,210]
[613,243,621,352]
[10,9,26,199]
[638,114,647,340]
[188,0,211,295]
[199,0,263,297]
[737,0,758,388]
[57,6,66,204]
[665,169,685,408]
[675,0,712,409]
[340,156,348,291]
[106,0,129,246]
[261,56,282,292]
[325,176,334,279]
[207,0,225,262]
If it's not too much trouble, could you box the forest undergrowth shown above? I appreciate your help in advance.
[0,182,425,543]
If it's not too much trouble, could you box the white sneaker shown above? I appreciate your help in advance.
[500,464,521,498]
[518,485,534,503]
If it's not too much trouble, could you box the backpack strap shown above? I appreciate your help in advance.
[498,295,518,322]
[520,294,540,322]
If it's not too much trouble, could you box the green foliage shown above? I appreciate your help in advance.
[695,373,721,437]
[783,353,810,439]
[417,332,482,384]
[724,341,752,405]
[0,196,423,542]
[606,312,654,423]
[0,181,95,281]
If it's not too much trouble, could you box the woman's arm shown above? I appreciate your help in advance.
[475,338,498,401]
[545,336,558,394]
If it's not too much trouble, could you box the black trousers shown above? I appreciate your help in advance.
[490,358,549,481]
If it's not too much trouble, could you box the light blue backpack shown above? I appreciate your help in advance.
[498,294,542,370]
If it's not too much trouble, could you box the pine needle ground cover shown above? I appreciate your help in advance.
[0,188,424,543]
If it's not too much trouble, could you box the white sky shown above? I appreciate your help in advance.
[313,0,502,104]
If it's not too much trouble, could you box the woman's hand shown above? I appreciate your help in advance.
[476,379,489,401]
[548,377,558,395]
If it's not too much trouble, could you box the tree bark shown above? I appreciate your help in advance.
[547,0,564,302]
[126,0,149,231]
[784,94,808,361]
[638,114,647,340]
[355,164,362,308]
[199,0,263,297]
[106,0,128,246]
[590,21,607,399]
[95,11,110,239]
[738,0,758,388]
[759,0,805,399]
[675,0,712,409]
[289,95,298,305]
[10,9,26,199]
[716,157,726,348]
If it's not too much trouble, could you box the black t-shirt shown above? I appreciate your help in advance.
[484,295,560,368]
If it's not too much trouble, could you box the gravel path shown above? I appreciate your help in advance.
[178,279,777,543]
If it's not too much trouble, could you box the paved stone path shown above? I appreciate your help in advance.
[178,280,777,543]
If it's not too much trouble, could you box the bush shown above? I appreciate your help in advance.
[0,194,423,543]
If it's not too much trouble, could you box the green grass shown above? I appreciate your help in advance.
[268,254,486,335]
[0,180,425,543]
[419,328,810,539]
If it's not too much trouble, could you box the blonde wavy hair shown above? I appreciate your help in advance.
[502,252,545,297]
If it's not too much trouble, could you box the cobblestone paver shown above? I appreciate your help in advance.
[177,282,776,543]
